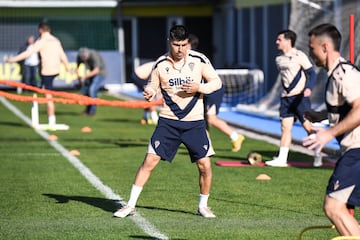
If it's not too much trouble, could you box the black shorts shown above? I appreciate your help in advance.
[279,94,311,123]
[147,117,215,163]
[41,75,58,90]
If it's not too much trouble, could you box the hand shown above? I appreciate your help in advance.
[143,88,154,101]
[181,81,199,94]
[302,127,333,153]
[303,88,311,97]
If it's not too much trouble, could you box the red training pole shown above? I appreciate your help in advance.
[348,13,355,217]
[349,14,355,64]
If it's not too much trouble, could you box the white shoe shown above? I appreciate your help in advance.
[198,207,216,218]
[313,155,322,167]
[265,157,288,167]
[113,205,135,218]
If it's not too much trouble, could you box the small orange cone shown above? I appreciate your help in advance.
[69,150,80,156]
[48,135,58,141]
[256,174,271,181]
[81,126,92,133]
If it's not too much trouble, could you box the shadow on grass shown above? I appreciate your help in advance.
[43,193,118,212]
[136,205,197,217]
[43,193,197,217]
[0,121,27,128]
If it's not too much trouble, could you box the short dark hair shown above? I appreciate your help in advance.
[38,22,50,32]
[308,23,342,51]
[278,29,297,47]
[169,25,189,41]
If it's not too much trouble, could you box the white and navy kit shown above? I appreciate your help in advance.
[276,48,316,122]
[145,49,222,162]
[325,57,360,206]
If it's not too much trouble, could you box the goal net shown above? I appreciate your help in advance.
[216,69,265,107]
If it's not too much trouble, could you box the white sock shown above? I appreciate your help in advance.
[278,147,289,162]
[314,149,321,158]
[198,194,209,208]
[127,184,143,208]
[48,115,56,125]
[230,132,238,141]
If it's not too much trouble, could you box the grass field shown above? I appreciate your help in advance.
[0,92,355,240]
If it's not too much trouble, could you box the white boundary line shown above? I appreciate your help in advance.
[0,96,169,240]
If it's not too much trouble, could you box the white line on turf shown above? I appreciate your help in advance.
[0,96,169,240]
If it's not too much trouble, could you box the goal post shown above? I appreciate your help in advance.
[216,69,265,106]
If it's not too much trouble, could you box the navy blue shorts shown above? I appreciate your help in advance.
[147,117,215,163]
[204,85,225,115]
[326,148,360,206]
[41,75,58,90]
[279,94,310,123]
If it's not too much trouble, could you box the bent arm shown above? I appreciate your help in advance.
[328,98,360,138]
[198,64,222,94]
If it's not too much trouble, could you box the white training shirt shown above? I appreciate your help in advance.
[326,57,360,152]
[276,48,313,97]
[145,49,222,121]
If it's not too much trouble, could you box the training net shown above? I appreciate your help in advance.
[250,0,360,115]
[216,69,264,107]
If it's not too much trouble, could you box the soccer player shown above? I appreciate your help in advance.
[265,29,320,167]
[304,23,360,236]
[187,34,245,152]
[113,25,222,218]
[7,22,71,126]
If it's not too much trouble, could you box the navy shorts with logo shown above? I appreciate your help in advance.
[148,117,214,163]
[326,148,360,206]
[279,94,310,123]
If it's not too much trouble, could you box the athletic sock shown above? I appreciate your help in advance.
[198,194,209,208]
[230,132,239,141]
[314,148,322,159]
[127,184,143,208]
[278,147,289,162]
[48,115,56,125]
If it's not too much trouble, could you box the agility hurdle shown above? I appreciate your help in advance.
[31,94,69,131]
